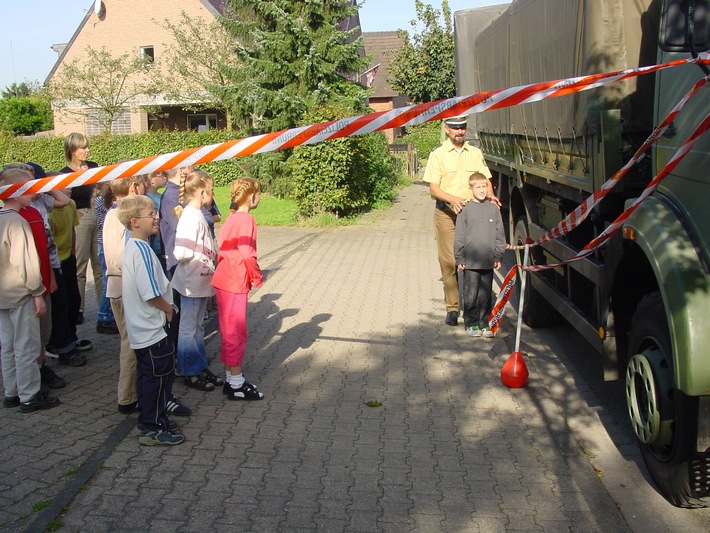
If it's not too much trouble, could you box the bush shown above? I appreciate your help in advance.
[0,97,53,135]
[289,104,398,218]
[399,121,442,161]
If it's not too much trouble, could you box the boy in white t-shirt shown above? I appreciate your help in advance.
[117,195,184,446]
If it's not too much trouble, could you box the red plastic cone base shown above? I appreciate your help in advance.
[501,351,529,388]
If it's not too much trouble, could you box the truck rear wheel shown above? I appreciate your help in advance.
[626,292,710,507]
[513,218,560,327]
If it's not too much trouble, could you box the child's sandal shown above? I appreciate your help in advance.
[201,368,224,386]
[183,375,215,392]
[223,381,264,401]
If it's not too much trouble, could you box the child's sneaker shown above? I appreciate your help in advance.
[481,327,495,338]
[20,391,60,413]
[3,396,20,408]
[165,396,192,417]
[75,339,93,352]
[44,346,58,359]
[466,326,481,337]
[138,429,185,446]
[136,419,180,434]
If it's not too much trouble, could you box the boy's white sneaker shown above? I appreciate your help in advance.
[481,327,495,338]
[466,326,481,337]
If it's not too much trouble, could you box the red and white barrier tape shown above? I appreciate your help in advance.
[489,266,517,335]
[539,75,709,244]
[489,110,710,332]
[529,111,710,272]
[1,53,708,200]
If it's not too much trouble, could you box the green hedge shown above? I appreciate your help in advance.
[1,118,399,217]
[399,121,442,162]
[289,105,398,218]
[0,129,290,194]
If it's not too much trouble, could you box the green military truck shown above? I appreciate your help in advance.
[454,0,710,507]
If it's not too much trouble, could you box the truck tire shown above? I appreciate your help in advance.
[513,218,560,327]
[626,292,710,508]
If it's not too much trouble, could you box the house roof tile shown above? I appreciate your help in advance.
[362,31,406,98]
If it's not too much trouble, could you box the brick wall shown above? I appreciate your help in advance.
[368,98,406,145]
[51,0,216,135]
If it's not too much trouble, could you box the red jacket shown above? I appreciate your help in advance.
[212,212,263,294]
[20,206,52,292]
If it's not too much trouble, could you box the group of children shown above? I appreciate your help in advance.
[2,151,503,445]
[1,160,266,446]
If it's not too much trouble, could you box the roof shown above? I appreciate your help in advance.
[200,0,225,15]
[362,31,406,98]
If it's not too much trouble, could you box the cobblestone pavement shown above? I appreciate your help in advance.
[1,183,707,532]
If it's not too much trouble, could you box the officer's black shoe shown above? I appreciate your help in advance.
[445,311,459,326]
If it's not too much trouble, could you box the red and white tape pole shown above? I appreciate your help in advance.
[1,53,708,200]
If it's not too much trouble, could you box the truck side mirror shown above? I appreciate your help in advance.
[659,0,710,52]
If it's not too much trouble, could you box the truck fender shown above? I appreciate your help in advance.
[623,195,710,396]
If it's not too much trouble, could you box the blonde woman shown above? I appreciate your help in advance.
[60,133,101,325]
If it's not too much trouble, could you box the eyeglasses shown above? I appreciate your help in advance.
[134,211,159,219]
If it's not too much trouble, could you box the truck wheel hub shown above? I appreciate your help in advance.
[626,352,662,445]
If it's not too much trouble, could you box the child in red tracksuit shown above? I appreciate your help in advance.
[211,178,264,401]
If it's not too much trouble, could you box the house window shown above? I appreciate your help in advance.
[86,109,131,135]
[187,113,218,132]
[140,46,155,63]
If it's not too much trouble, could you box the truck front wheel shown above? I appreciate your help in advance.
[626,292,710,507]
[513,218,560,327]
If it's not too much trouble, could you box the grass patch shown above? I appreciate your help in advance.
[212,170,411,227]
[46,519,63,531]
[212,186,297,226]
[32,500,51,512]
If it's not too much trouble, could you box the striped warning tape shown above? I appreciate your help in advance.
[489,110,710,332]
[1,53,707,200]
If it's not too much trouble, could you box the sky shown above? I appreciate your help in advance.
[0,0,503,91]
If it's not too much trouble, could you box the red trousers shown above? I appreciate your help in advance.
[214,288,248,367]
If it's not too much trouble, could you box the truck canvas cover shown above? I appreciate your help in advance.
[456,0,656,139]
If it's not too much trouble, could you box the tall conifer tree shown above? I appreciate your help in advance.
[221,0,368,132]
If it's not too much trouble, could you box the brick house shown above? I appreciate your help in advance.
[47,0,365,137]
[361,31,408,144]
[46,0,230,136]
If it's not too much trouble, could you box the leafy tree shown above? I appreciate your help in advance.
[389,0,455,104]
[0,96,53,135]
[220,0,368,132]
[161,11,246,131]
[2,82,33,99]
[48,46,163,134]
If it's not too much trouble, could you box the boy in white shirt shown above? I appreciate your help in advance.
[118,195,183,446]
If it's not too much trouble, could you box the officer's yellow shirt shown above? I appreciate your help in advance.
[422,139,492,200]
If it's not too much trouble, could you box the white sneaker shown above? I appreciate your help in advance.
[45,347,59,359]
[466,326,481,337]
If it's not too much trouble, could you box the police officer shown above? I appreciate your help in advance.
[423,116,497,326]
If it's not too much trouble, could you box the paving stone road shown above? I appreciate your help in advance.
[1,182,707,532]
